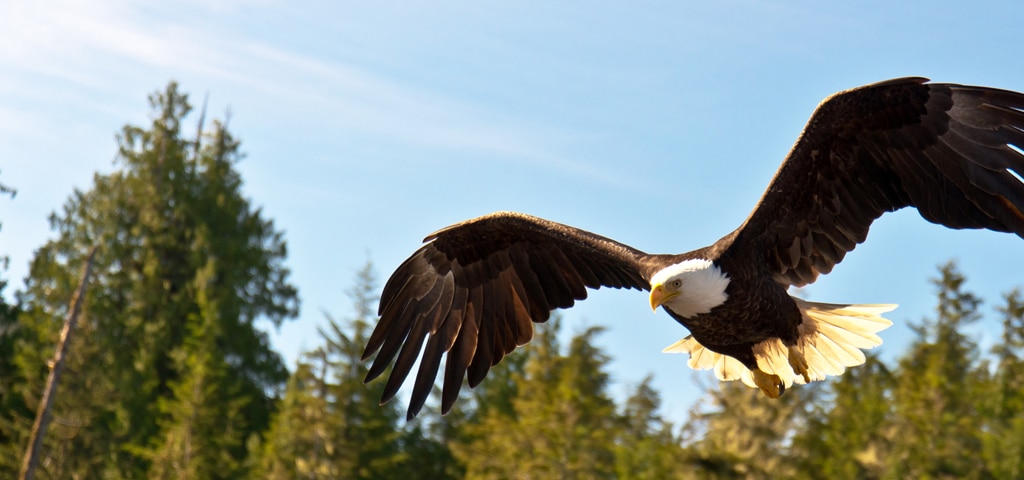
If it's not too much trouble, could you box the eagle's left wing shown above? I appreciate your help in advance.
[728,77,1024,287]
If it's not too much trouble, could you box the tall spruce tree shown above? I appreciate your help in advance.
[614,375,687,479]
[255,349,338,479]
[791,354,894,480]
[319,264,407,478]
[681,378,818,479]
[0,180,26,478]
[3,83,298,478]
[885,262,985,478]
[0,176,17,351]
[0,264,18,475]
[452,318,620,479]
[613,260,1024,480]
[980,289,1024,478]
[436,326,530,479]
[256,263,416,479]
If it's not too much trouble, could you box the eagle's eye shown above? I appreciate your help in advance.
[671,279,683,289]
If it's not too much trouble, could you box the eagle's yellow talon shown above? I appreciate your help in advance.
[789,349,811,383]
[751,369,784,398]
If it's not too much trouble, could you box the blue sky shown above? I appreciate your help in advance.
[2,0,1023,423]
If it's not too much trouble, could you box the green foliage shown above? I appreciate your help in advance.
[0,220,26,478]
[679,261,1024,479]
[791,355,894,479]
[884,262,986,478]
[446,317,606,478]
[614,375,688,479]
[1,82,298,478]
[0,98,671,475]
[681,379,819,479]
[449,318,687,479]
[146,317,250,480]
[256,357,337,478]
[5,85,1024,478]
[979,289,1024,478]
[0,171,19,404]
[255,262,432,479]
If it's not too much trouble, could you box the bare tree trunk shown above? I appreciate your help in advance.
[19,245,99,480]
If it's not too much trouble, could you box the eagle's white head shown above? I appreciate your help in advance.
[649,259,730,318]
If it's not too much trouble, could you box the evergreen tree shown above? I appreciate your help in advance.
[791,354,894,480]
[435,330,529,479]
[885,261,986,478]
[393,418,460,480]
[980,289,1024,478]
[257,345,346,479]
[0,268,20,477]
[0,184,28,478]
[0,179,17,363]
[614,375,687,479]
[681,378,818,479]
[256,263,420,479]
[452,318,620,479]
[323,264,412,477]
[3,83,298,478]
[146,272,251,479]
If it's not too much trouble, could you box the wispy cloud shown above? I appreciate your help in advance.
[0,0,634,187]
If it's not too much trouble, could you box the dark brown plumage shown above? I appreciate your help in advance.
[363,77,1024,419]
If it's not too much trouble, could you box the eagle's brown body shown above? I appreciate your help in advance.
[363,77,1024,419]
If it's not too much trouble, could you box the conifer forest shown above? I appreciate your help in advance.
[2,84,1024,479]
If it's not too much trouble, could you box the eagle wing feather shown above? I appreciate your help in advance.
[363,212,653,419]
[729,78,1024,286]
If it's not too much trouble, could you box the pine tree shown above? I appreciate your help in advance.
[614,375,687,479]
[256,345,346,479]
[885,261,986,478]
[980,289,1024,478]
[654,262,1024,480]
[436,329,529,479]
[791,354,894,480]
[0,269,21,478]
[681,379,818,479]
[256,263,418,479]
[3,83,298,478]
[0,184,28,478]
[145,256,256,479]
[323,264,410,478]
[452,318,620,479]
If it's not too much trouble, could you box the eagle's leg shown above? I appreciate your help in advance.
[788,348,811,383]
[751,369,784,398]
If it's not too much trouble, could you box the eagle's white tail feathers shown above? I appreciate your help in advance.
[792,299,895,383]
[663,298,895,389]
[663,336,749,383]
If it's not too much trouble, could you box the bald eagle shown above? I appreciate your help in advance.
[362,77,1024,420]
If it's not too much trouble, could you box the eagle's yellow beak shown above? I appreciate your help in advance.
[649,284,679,312]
